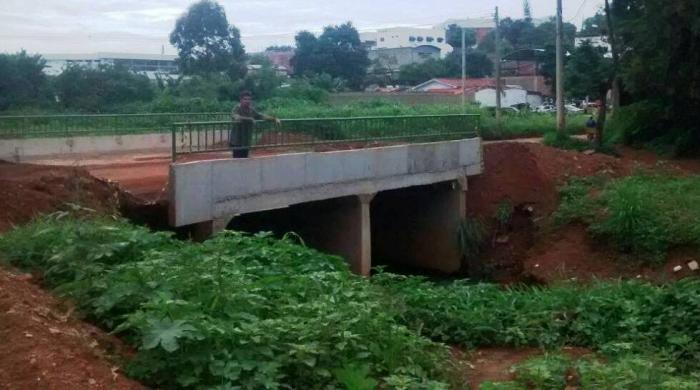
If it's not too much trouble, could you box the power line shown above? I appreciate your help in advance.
[567,0,589,23]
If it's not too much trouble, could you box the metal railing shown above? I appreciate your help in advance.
[0,112,229,139]
[171,114,480,160]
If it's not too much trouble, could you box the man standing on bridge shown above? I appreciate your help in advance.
[230,91,280,158]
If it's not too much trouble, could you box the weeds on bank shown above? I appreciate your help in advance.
[0,214,453,388]
[555,173,700,264]
[481,353,700,389]
[4,214,700,388]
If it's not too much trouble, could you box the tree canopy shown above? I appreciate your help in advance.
[565,41,613,100]
[169,0,246,79]
[291,22,369,89]
[0,51,50,110]
[54,64,154,112]
[608,0,700,154]
[397,50,493,85]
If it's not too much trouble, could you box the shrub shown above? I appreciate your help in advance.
[0,215,452,388]
[542,132,591,151]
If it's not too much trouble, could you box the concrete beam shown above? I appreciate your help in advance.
[1,133,172,162]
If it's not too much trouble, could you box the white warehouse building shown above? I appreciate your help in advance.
[360,27,453,56]
[43,52,179,80]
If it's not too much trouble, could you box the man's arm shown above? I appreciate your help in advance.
[252,108,281,124]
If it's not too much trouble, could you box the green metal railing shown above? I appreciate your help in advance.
[171,114,480,160]
[0,112,229,139]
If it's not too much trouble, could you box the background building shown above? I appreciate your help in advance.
[368,46,441,73]
[434,18,494,45]
[43,52,178,79]
[361,27,452,55]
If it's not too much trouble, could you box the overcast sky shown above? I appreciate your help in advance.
[0,0,604,55]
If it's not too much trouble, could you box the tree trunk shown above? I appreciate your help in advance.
[605,0,621,116]
[611,77,621,116]
[596,87,608,148]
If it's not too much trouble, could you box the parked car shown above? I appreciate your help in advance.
[535,104,556,113]
[565,104,584,113]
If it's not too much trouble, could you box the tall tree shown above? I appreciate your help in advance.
[565,41,613,145]
[610,0,700,154]
[170,0,246,79]
[291,23,370,89]
[523,0,533,21]
[0,51,49,110]
[291,31,318,77]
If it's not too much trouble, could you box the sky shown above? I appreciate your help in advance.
[0,0,604,55]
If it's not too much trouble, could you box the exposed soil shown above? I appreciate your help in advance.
[0,161,121,232]
[0,268,142,389]
[463,346,592,388]
[468,142,626,220]
[468,142,700,284]
[465,143,627,282]
[0,161,148,389]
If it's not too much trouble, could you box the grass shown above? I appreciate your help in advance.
[4,213,700,387]
[555,173,700,263]
[542,132,592,151]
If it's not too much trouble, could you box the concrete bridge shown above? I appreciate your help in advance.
[169,138,483,275]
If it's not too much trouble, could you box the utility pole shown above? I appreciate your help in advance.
[461,27,466,112]
[555,0,566,135]
[494,6,502,131]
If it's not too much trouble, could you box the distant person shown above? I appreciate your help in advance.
[585,116,597,141]
[230,91,280,158]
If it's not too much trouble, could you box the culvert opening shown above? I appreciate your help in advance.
[371,181,464,277]
[227,196,362,258]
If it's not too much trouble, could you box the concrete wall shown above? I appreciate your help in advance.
[475,88,528,108]
[170,138,483,227]
[0,132,171,162]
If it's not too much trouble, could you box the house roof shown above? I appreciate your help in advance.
[412,78,498,92]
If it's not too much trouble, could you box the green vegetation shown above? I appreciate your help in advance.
[170,0,246,79]
[542,132,591,151]
[483,353,699,389]
[292,23,370,89]
[0,214,453,388]
[3,214,700,387]
[556,174,700,263]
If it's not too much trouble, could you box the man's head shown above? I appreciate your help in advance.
[239,91,252,108]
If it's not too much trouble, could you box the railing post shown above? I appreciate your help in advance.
[171,124,177,162]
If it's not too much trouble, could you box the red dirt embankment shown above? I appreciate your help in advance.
[467,142,625,219]
[0,269,142,390]
[466,142,700,284]
[0,162,121,232]
[0,161,142,389]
